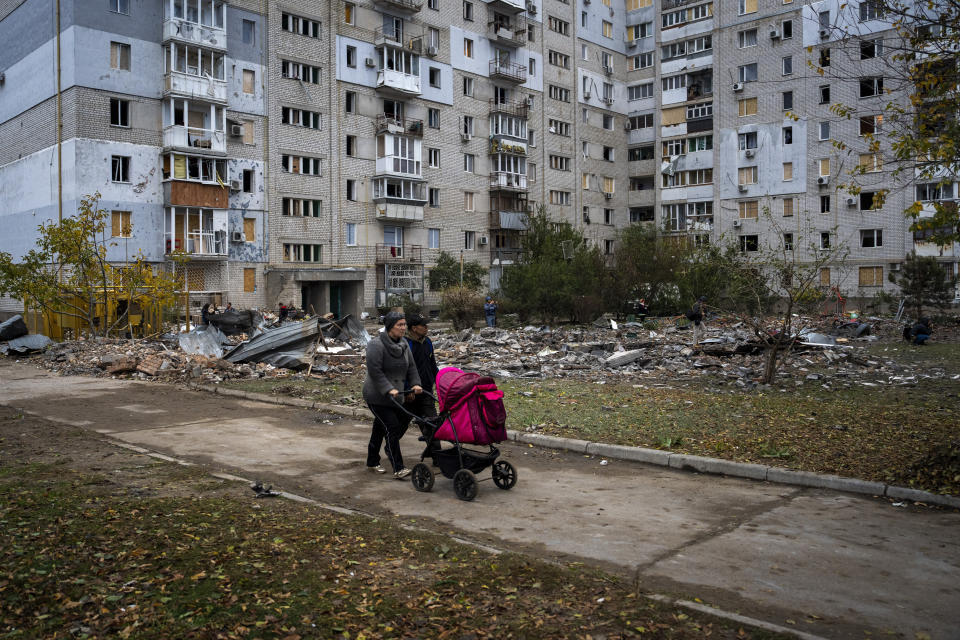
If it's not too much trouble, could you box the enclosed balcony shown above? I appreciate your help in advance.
[375,25,424,53]
[376,133,422,177]
[163,206,228,259]
[162,0,227,49]
[488,14,528,47]
[373,0,423,12]
[489,172,528,191]
[375,243,424,264]
[163,126,226,153]
[372,177,427,222]
[489,98,529,118]
[375,114,424,137]
[488,0,526,14]
[162,99,226,154]
[489,59,527,83]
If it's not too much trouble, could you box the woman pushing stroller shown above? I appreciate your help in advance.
[363,311,423,479]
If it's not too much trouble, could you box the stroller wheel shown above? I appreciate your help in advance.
[411,463,434,492]
[453,469,478,502]
[492,460,517,490]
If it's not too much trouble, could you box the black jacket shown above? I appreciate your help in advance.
[406,334,439,391]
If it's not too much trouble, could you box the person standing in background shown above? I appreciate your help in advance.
[484,296,498,327]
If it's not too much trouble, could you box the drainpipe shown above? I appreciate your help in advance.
[56,0,62,224]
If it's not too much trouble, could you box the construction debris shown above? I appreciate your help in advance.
[0,315,28,341]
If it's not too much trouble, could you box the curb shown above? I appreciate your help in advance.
[196,384,960,510]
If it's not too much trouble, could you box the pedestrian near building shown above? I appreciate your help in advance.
[484,296,498,327]
[362,311,422,479]
[687,296,707,346]
[406,313,441,456]
[201,303,211,326]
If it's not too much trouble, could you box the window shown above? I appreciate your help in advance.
[549,119,571,136]
[819,158,831,177]
[346,223,357,246]
[428,108,440,128]
[528,57,536,76]
[110,98,129,127]
[783,162,793,180]
[819,10,831,28]
[345,91,356,113]
[111,211,131,237]
[283,243,322,263]
[820,232,831,250]
[633,52,654,69]
[739,235,759,252]
[548,16,570,35]
[281,60,321,83]
[860,229,883,248]
[242,19,255,44]
[426,228,440,249]
[663,139,684,156]
[463,77,474,96]
[242,169,253,193]
[604,208,613,225]
[738,201,758,219]
[630,145,655,161]
[738,0,757,15]
[738,98,757,116]
[281,107,322,129]
[346,179,356,201]
[860,77,883,98]
[782,56,793,75]
[428,0,438,9]
[464,231,476,250]
[861,38,882,59]
[282,155,322,175]
[860,114,882,135]
[464,38,474,58]
[110,0,129,14]
[242,69,255,94]
[783,233,793,250]
[528,24,535,41]
[602,176,615,194]
[820,268,831,286]
[345,135,356,156]
[819,48,831,67]
[783,197,795,216]
[820,195,830,213]
[242,217,256,242]
[346,45,357,67]
[738,63,758,83]
[463,153,475,173]
[429,67,441,88]
[282,198,322,217]
[782,20,793,39]
[738,166,758,185]
[549,190,571,205]
[550,155,572,171]
[111,155,130,182]
[688,135,712,152]
[281,13,321,38]
[548,50,570,69]
[916,182,954,201]
[783,126,793,144]
[629,206,655,222]
[463,0,473,20]
[819,85,830,104]
[602,146,615,161]
[783,91,793,111]
[598,20,611,37]
[462,115,473,135]
[428,148,440,167]
[344,2,354,23]
[581,11,588,27]
[110,42,130,70]
[604,239,614,255]
[548,85,571,102]
[859,153,882,173]
[429,188,440,207]
[686,101,712,119]
[629,114,654,129]
[464,192,474,211]
[429,27,440,48]
[738,132,757,150]
[738,29,757,48]
[860,191,881,210]
[859,266,883,286]
[628,83,654,100]
[662,75,686,91]
[859,0,883,21]
[818,121,830,140]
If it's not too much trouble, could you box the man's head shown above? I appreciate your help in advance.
[486,296,493,302]
[698,296,707,302]
[407,313,430,337]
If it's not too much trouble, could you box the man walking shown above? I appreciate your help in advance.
[406,314,441,457]
[687,296,707,346]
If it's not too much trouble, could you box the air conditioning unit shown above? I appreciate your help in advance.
[846,196,857,206]
[230,231,244,242]
[738,184,748,192]
[229,124,243,137]
[526,1,537,13]
[603,191,613,200]
[819,28,830,39]
[229,179,242,190]
[602,97,613,106]
[460,132,472,142]
[733,219,742,228]
[817,176,830,186]
[584,89,591,99]
[769,28,780,39]
[426,45,438,56]
[525,96,535,107]
[626,39,637,49]
[479,235,489,245]
[604,65,613,75]
[732,82,744,92]
[364,57,376,67]
[744,149,755,158]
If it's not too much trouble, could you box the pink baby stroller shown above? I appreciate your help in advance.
[393,366,517,501]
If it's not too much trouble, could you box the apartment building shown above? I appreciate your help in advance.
[1,0,955,320]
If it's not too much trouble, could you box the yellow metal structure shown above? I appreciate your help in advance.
[23,289,166,340]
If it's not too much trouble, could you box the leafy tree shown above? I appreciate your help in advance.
[0,192,182,337]
[608,225,692,316]
[888,251,956,320]
[439,286,484,330]
[428,250,487,291]
[499,207,606,323]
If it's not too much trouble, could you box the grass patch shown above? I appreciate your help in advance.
[0,449,783,639]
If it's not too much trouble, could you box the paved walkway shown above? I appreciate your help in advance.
[1,361,957,639]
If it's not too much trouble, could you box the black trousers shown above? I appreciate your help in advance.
[407,393,442,457]
[366,403,411,472]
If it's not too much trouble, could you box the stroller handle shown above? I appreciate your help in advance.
[389,388,437,419]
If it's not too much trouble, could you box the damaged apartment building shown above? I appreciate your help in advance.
[0,0,957,318]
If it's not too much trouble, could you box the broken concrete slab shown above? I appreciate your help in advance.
[604,349,646,367]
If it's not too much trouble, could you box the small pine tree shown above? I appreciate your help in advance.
[889,251,956,320]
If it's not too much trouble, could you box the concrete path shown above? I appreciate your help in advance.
[2,361,957,639]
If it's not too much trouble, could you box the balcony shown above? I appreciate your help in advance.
[376,70,422,96]
[489,210,529,230]
[488,16,528,46]
[489,59,527,84]
[375,115,424,137]
[490,248,524,265]
[376,243,424,264]
[375,202,425,222]
[164,181,229,209]
[162,18,227,50]
[489,172,528,191]
[164,208,228,259]
[375,26,424,52]
[489,98,529,118]
[164,72,227,103]
[488,0,526,14]
[490,138,527,156]
[373,0,423,12]
[163,125,226,154]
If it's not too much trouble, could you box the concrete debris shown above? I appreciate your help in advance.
[1,333,54,355]
[0,315,29,341]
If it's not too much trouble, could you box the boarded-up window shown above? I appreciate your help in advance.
[859,153,881,172]
[173,154,187,178]
[244,268,256,292]
[661,107,685,126]
[738,167,757,185]
[738,98,757,116]
[782,198,794,217]
[859,266,883,286]
[819,158,830,176]
[243,218,255,242]
[820,268,831,286]
[740,0,757,13]
[243,121,254,144]
[242,69,255,94]
[110,42,130,70]
[111,211,131,237]
[783,162,793,180]
[738,200,758,219]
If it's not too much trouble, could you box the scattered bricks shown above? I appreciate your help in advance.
[668,453,768,480]
[885,485,960,508]
[136,354,165,376]
[766,467,885,495]
[604,349,647,368]
[108,357,138,374]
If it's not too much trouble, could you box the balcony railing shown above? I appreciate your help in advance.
[489,98,529,118]
[376,244,423,263]
[375,202,425,222]
[162,125,226,154]
[164,72,227,103]
[489,172,528,191]
[373,0,423,12]
[375,115,424,137]
[488,16,528,46]
[489,210,529,230]
[165,231,226,257]
[374,25,424,52]
[490,139,527,156]
[489,59,527,83]
[491,248,524,264]
[162,18,227,49]
[376,70,422,96]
